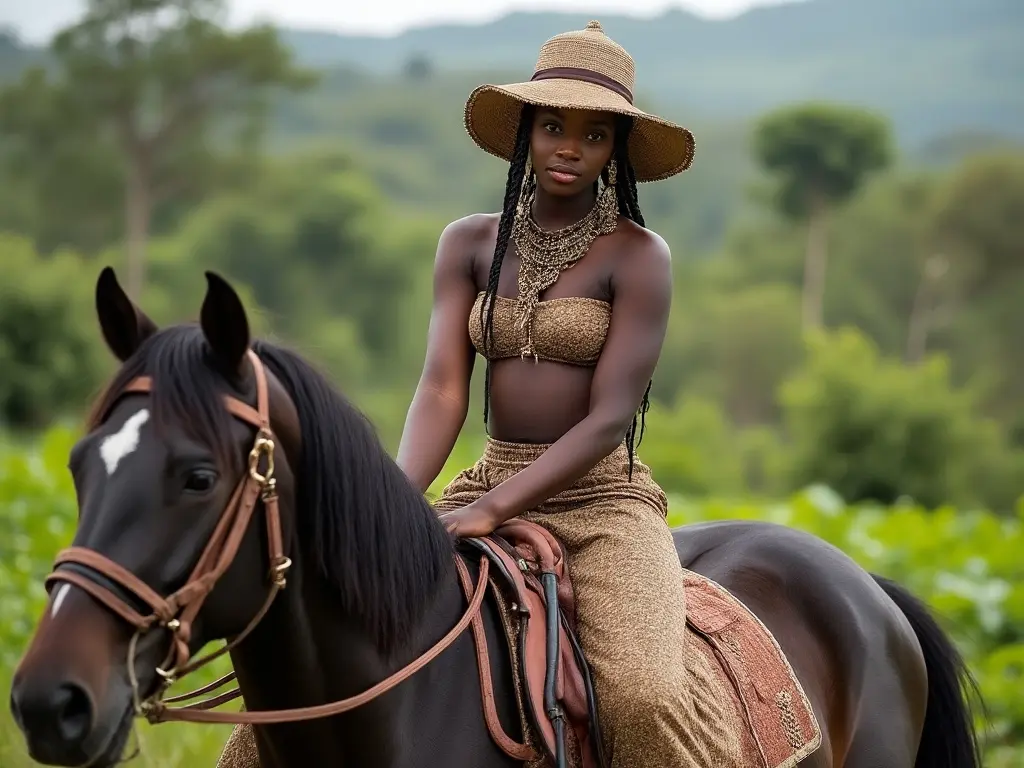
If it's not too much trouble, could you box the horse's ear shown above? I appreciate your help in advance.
[200,271,250,375]
[95,266,159,362]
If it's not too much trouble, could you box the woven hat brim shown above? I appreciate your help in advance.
[464,79,695,183]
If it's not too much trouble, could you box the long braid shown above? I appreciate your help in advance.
[482,104,534,428]
[611,117,652,478]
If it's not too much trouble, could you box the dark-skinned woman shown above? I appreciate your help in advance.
[398,20,745,768]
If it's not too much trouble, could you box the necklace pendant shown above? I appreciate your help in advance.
[510,179,617,373]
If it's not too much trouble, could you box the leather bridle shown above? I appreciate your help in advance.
[43,349,493,729]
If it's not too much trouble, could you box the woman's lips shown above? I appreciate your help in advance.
[546,168,580,184]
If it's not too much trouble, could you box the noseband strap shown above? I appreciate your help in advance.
[41,349,495,735]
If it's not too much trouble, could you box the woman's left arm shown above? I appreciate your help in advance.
[458,231,673,529]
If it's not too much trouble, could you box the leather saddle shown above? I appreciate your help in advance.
[460,518,607,768]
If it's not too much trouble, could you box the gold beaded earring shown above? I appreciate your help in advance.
[596,157,619,227]
[515,155,538,222]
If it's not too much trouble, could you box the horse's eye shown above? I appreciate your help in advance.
[184,469,218,494]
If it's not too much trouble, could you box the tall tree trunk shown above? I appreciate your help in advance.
[124,155,152,300]
[802,192,829,329]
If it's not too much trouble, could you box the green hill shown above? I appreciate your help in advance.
[0,29,41,83]
[280,0,1023,143]
[3,0,1020,145]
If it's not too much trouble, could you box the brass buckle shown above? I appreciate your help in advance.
[248,430,276,487]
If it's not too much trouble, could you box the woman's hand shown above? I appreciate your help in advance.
[439,501,503,539]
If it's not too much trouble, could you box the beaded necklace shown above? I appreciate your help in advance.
[511,167,619,360]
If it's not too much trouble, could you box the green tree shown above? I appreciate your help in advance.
[929,152,1024,423]
[639,396,745,497]
[659,282,803,426]
[0,67,124,254]
[704,283,804,426]
[931,151,1024,296]
[167,149,437,389]
[0,236,107,430]
[0,0,315,297]
[752,103,893,329]
[779,327,1014,510]
[822,173,950,363]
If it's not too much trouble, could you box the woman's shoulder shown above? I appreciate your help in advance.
[614,217,672,268]
[439,212,501,247]
[432,213,501,278]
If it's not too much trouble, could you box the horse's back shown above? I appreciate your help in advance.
[673,519,929,767]
[673,518,916,650]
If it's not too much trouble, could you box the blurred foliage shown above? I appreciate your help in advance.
[780,327,1023,509]
[0,0,316,297]
[2,71,1023,497]
[753,102,894,220]
[0,428,1021,765]
[0,236,108,431]
[1,1,1023,764]
[0,14,1021,506]
[753,102,893,328]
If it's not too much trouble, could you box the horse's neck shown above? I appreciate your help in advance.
[227,547,471,767]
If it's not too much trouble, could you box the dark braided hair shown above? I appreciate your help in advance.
[480,104,653,478]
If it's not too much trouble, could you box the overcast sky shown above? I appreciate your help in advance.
[4,0,800,43]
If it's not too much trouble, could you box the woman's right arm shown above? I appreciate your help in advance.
[396,216,483,493]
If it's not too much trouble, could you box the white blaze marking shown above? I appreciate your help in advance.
[99,408,150,476]
[51,584,72,618]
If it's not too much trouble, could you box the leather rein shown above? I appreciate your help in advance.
[43,349,493,728]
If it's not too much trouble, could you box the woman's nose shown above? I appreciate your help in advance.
[555,142,581,160]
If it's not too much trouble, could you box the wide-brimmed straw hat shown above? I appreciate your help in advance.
[464,20,695,183]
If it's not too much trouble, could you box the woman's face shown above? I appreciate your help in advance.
[530,107,617,197]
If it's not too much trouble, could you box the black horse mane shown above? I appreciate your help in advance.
[88,324,455,656]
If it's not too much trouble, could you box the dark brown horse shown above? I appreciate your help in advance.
[10,268,982,768]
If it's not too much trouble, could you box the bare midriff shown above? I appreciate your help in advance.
[486,358,596,444]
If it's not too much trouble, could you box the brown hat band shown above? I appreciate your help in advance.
[530,67,634,104]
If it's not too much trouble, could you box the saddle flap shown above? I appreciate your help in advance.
[684,586,740,635]
[469,525,601,768]
[683,571,822,768]
[684,573,774,699]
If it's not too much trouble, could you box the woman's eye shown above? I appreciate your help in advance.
[184,469,217,494]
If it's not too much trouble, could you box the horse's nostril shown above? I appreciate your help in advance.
[10,678,96,763]
[54,683,93,744]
